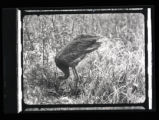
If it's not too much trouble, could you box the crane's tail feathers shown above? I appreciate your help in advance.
[85,42,101,53]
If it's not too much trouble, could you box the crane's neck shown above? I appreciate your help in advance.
[57,72,69,80]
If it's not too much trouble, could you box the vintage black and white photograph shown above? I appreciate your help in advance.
[15,7,154,112]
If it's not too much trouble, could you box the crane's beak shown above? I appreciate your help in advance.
[95,35,104,39]
[96,35,107,42]
[99,35,105,39]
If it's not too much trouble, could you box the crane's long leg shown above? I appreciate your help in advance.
[72,66,79,94]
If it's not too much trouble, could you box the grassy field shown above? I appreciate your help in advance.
[23,13,145,105]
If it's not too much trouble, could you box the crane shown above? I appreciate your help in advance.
[55,34,103,95]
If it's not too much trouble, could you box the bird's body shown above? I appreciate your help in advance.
[55,35,102,93]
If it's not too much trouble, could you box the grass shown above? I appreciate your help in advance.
[23,37,145,105]
[23,13,145,105]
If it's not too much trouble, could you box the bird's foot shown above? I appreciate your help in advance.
[54,80,62,92]
[71,87,80,98]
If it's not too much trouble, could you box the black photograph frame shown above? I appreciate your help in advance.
[2,5,156,115]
